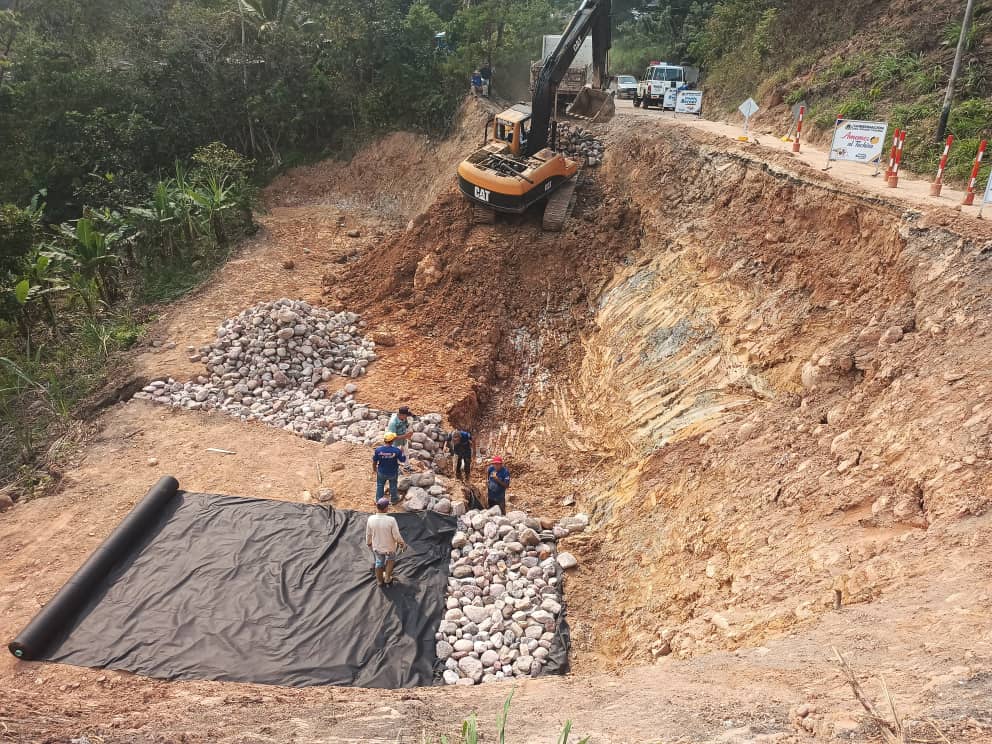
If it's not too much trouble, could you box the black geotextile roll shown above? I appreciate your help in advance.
[9,484,457,688]
[8,475,181,661]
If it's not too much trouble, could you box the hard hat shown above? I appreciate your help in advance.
[384,432,397,442]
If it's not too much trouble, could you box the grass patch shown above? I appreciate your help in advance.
[785,87,809,106]
[817,53,865,84]
[140,259,220,304]
[0,309,147,489]
[423,691,589,744]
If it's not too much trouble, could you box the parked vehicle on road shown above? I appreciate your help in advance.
[612,74,637,99]
[635,62,699,110]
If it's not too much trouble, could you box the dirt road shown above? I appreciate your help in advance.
[2,98,991,743]
[615,99,990,220]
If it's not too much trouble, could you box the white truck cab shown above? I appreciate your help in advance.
[635,62,699,110]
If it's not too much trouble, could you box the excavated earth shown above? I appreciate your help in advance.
[2,98,992,743]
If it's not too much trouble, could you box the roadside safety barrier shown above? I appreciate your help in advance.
[887,130,907,188]
[963,140,987,206]
[930,135,954,196]
[885,129,901,180]
[792,106,805,153]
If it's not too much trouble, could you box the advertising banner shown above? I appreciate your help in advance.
[675,90,703,115]
[663,88,678,109]
[829,119,888,164]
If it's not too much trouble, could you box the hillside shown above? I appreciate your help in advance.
[693,0,992,183]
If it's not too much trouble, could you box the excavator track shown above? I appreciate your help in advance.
[542,173,581,232]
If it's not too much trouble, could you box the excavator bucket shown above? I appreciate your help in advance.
[567,87,615,122]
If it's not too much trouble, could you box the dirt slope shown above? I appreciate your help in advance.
[2,99,992,743]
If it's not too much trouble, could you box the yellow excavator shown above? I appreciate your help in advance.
[457,0,613,231]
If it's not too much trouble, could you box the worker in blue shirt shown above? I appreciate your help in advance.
[372,431,406,505]
[446,430,474,482]
[486,455,510,514]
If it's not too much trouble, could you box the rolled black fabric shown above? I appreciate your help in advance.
[10,489,455,687]
[8,475,180,660]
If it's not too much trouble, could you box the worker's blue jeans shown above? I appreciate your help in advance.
[375,473,399,504]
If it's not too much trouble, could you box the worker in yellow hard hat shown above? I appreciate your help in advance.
[372,431,406,505]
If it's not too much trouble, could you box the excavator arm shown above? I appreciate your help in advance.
[526,0,611,157]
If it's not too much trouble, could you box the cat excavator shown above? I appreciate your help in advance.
[457,0,613,232]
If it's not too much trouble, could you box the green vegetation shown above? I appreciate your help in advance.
[610,1,714,75]
[425,691,589,744]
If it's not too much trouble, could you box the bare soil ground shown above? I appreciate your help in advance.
[3,98,992,743]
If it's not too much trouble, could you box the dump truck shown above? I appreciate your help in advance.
[529,34,594,108]
[458,0,613,232]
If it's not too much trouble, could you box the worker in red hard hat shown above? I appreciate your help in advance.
[486,455,510,514]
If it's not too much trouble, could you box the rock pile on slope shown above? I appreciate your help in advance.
[195,298,375,381]
[435,507,588,685]
[558,124,605,167]
[133,299,449,460]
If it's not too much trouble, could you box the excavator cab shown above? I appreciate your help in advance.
[491,107,533,156]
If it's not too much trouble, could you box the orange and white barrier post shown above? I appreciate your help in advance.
[930,135,954,196]
[885,129,901,179]
[963,139,987,206]
[887,130,906,188]
[792,105,805,153]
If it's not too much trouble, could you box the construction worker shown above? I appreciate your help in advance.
[373,431,406,504]
[386,406,415,472]
[480,64,492,97]
[471,69,483,96]
[447,429,474,482]
[366,498,406,587]
[486,455,510,514]
[386,406,413,449]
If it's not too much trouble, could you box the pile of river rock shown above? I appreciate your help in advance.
[558,124,605,167]
[395,469,462,515]
[133,299,448,464]
[436,507,587,685]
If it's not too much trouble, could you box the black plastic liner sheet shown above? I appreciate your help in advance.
[8,477,458,688]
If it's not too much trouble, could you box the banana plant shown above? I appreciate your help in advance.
[126,180,183,263]
[56,217,120,309]
[12,250,69,353]
[188,175,237,245]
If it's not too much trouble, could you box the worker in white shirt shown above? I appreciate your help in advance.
[365,498,407,587]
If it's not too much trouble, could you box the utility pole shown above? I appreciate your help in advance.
[935,0,976,143]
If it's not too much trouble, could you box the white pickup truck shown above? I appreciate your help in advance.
[635,63,700,110]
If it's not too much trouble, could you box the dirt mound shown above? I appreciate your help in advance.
[264,98,493,220]
[322,186,641,430]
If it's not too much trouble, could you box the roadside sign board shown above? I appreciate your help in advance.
[738,98,759,118]
[984,170,992,205]
[829,119,888,164]
[663,88,678,108]
[675,90,703,115]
